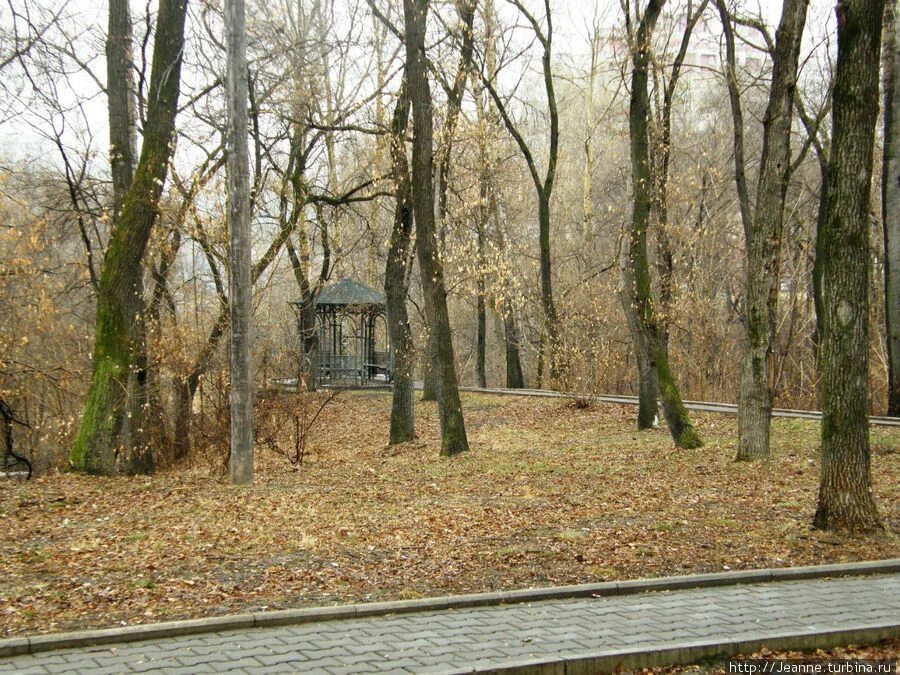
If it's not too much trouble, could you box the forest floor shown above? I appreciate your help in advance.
[2,390,899,638]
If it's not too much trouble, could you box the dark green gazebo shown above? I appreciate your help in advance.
[309,279,391,387]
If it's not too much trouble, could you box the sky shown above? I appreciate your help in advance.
[0,0,837,174]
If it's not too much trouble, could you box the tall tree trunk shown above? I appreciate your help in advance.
[883,0,900,416]
[106,0,137,222]
[70,0,188,474]
[648,0,707,344]
[385,82,416,444]
[107,0,152,474]
[475,179,488,389]
[623,0,660,431]
[476,283,487,388]
[626,0,702,448]
[422,0,477,401]
[403,0,468,456]
[813,0,883,532]
[734,0,808,461]
[225,0,253,484]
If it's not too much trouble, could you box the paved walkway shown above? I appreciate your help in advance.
[2,574,898,674]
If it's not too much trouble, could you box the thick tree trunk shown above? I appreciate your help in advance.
[735,0,807,461]
[403,0,468,456]
[301,302,319,391]
[107,0,152,474]
[385,83,416,444]
[883,0,900,416]
[626,0,701,448]
[70,0,188,474]
[813,0,883,532]
[225,0,253,485]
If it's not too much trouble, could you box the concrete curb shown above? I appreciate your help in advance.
[454,386,900,428]
[468,623,900,674]
[1,559,898,659]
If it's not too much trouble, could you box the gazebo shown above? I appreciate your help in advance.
[307,279,392,387]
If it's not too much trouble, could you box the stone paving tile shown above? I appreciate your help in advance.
[1,575,898,673]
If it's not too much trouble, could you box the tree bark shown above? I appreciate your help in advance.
[626,0,702,448]
[813,0,883,532]
[385,82,416,444]
[733,0,808,461]
[883,0,900,416]
[403,0,468,456]
[475,171,488,389]
[106,0,137,222]
[620,283,659,428]
[225,0,253,485]
[70,0,188,474]
[107,0,152,475]
[421,335,440,400]
[476,281,487,388]
[502,301,525,388]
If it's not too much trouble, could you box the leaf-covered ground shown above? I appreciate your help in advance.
[647,640,900,669]
[1,391,898,638]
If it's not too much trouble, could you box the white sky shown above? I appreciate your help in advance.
[0,0,837,172]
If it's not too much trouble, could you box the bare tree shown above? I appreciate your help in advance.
[478,0,564,386]
[70,0,188,475]
[813,0,884,532]
[403,0,468,456]
[623,0,702,448]
[883,0,900,416]
[715,0,809,460]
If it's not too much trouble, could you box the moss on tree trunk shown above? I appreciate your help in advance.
[625,0,701,448]
[71,0,187,474]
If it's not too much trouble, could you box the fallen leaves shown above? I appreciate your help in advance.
[0,391,897,638]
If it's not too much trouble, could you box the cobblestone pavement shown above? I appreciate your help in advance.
[2,574,898,674]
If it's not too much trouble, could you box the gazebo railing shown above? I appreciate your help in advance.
[318,350,392,385]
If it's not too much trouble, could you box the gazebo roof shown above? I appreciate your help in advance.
[314,279,385,307]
